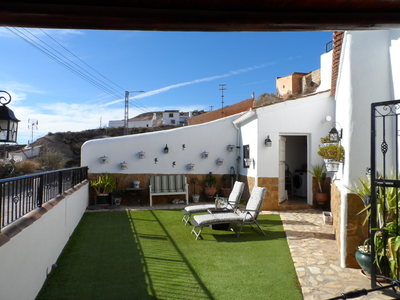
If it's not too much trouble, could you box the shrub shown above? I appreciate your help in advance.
[14,160,41,175]
[37,149,66,171]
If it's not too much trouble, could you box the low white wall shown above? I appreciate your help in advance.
[0,182,89,300]
[82,114,240,175]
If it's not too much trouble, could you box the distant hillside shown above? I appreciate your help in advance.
[32,126,176,167]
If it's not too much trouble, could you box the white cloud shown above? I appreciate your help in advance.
[13,101,207,144]
[102,63,275,107]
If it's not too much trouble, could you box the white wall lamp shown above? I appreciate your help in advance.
[99,155,108,164]
[264,135,272,147]
[216,158,224,166]
[201,151,209,159]
[138,151,145,159]
[226,144,235,152]
[120,161,128,169]
[186,163,195,171]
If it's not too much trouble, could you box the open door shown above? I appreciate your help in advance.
[279,136,287,203]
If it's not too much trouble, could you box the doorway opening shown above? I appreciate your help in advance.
[279,135,309,205]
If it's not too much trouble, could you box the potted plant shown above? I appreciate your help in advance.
[317,144,345,172]
[190,178,200,203]
[204,172,217,198]
[309,164,329,205]
[220,174,232,198]
[355,242,372,276]
[349,175,400,278]
[90,174,117,205]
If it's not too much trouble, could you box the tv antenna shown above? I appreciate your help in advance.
[219,84,226,116]
[28,119,38,145]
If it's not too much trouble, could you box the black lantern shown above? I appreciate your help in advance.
[0,91,19,143]
[329,127,342,143]
[163,144,169,153]
[264,135,272,147]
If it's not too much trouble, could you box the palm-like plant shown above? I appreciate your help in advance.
[309,164,326,193]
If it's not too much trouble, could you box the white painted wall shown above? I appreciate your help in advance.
[335,30,395,188]
[389,31,400,99]
[316,50,333,92]
[108,120,124,128]
[254,92,335,178]
[0,183,89,300]
[109,119,153,128]
[82,114,240,175]
[238,114,258,178]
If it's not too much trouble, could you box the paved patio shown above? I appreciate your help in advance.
[272,209,394,300]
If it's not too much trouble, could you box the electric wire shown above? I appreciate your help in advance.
[38,28,126,94]
[7,27,124,101]
[36,28,151,112]
[8,27,150,113]
[19,27,124,100]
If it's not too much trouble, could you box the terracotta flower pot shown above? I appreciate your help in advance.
[204,186,217,198]
[315,192,329,205]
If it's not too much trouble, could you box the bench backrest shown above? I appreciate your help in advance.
[150,175,187,193]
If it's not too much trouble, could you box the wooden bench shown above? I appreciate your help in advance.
[149,175,189,206]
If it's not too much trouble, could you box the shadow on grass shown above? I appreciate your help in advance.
[128,210,213,299]
[37,211,153,299]
[38,211,213,300]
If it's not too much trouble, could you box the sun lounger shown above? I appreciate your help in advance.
[181,181,245,224]
[190,186,266,240]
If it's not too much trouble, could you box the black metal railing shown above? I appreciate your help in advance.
[0,166,88,231]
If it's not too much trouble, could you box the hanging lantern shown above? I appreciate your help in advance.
[0,91,19,143]
[329,127,342,143]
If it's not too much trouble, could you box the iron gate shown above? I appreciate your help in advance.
[371,99,400,286]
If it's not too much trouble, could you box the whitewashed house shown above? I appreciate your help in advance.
[82,29,400,268]
[82,46,334,212]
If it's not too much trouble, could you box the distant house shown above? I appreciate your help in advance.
[108,111,181,128]
[162,110,180,126]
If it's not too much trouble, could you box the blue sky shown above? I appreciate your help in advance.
[0,28,332,144]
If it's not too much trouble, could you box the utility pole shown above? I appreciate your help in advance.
[219,84,226,116]
[124,90,145,135]
[28,119,38,145]
[209,105,214,111]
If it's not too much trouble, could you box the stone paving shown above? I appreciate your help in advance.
[267,209,395,300]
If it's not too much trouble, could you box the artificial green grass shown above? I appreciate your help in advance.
[37,210,302,300]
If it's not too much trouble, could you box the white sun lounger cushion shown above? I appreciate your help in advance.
[182,181,244,215]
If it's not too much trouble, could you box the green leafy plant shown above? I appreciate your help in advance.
[90,174,117,195]
[309,164,326,193]
[320,135,332,143]
[317,144,345,162]
[204,172,217,187]
[349,174,400,278]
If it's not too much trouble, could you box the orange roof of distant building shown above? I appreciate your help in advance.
[187,98,254,125]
